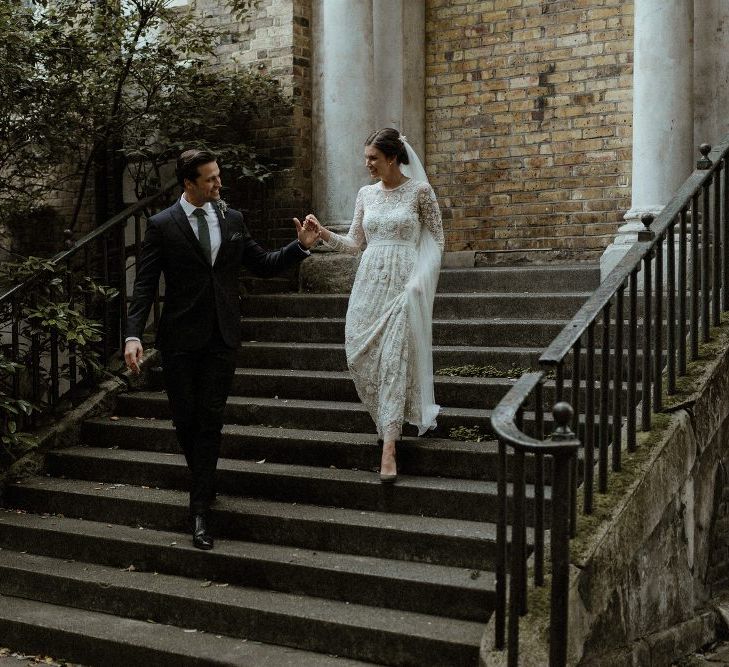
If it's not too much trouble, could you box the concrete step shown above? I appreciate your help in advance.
[240,317,567,347]
[4,477,498,569]
[0,549,483,666]
[0,595,368,667]
[45,447,549,524]
[437,265,600,293]
[237,342,545,372]
[0,510,492,623]
[148,367,516,409]
[241,275,297,295]
[146,367,641,413]
[81,418,500,481]
[115,389,618,442]
[242,292,591,319]
[115,392,494,437]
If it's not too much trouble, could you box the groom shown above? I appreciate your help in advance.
[125,148,319,550]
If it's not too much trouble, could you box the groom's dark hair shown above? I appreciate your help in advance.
[176,149,218,186]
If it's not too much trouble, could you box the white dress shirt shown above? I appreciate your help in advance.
[180,194,222,264]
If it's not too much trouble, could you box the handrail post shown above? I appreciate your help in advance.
[549,402,580,667]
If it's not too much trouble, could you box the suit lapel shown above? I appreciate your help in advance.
[171,202,210,266]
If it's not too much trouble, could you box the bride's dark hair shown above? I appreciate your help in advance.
[364,128,410,165]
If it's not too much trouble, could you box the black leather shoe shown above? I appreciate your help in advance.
[192,514,214,550]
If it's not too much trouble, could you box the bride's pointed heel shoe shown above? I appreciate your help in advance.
[379,440,398,484]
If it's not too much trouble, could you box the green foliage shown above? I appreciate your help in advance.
[0,353,37,463]
[436,364,556,379]
[0,0,287,227]
[448,426,487,442]
[0,255,119,465]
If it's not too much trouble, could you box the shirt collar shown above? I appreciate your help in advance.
[180,194,215,218]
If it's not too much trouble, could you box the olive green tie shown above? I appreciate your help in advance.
[192,208,211,263]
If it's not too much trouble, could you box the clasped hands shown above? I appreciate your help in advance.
[293,214,324,249]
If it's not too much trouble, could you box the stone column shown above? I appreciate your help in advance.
[304,0,427,291]
[311,0,375,232]
[694,0,729,146]
[373,0,426,159]
[601,0,694,279]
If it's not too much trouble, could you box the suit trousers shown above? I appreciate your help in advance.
[161,330,236,515]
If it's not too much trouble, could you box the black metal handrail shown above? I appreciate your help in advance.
[491,136,729,665]
[0,180,177,427]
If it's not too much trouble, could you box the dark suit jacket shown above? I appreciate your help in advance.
[126,201,307,351]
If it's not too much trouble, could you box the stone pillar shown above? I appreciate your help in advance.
[311,0,375,232]
[694,0,729,147]
[601,0,694,280]
[373,0,426,159]
[311,0,426,233]
[304,0,427,291]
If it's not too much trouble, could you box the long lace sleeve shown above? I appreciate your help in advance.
[418,184,445,251]
[324,188,366,254]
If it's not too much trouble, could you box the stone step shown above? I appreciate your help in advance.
[147,367,641,413]
[237,342,545,371]
[115,392,494,437]
[0,510,492,623]
[241,275,297,295]
[149,367,516,409]
[240,317,567,347]
[141,369,636,425]
[115,389,620,442]
[235,342,658,385]
[0,595,368,667]
[82,418,500,481]
[246,263,598,296]
[435,265,600,293]
[4,477,499,569]
[0,549,483,666]
[45,447,550,524]
[242,292,591,319]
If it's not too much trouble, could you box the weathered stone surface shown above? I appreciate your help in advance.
[297,252,360,293]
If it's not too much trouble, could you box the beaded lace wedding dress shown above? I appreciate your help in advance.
[325,175,444,442]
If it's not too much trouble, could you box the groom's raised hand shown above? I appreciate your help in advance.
[293,216,320,249]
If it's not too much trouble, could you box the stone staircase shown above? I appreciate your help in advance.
[0,264,599,666]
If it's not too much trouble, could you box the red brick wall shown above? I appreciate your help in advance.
[425,0,634,261]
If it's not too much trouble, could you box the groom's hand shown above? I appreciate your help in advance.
[293,217,320,249]
[124,340,144,375]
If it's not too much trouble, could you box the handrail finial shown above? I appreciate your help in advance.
[638,213,655,241]
[698,143,713,169]
[552,402,575,440]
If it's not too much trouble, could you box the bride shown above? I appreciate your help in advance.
[301,128,444,483]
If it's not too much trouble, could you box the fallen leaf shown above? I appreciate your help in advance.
[200,581,213,588]
[110,416,120,421]
[183,629,197,633]
[256,459,266,464]
[169,542,177,546]
[124,564,136,572]
[215,583,229,588]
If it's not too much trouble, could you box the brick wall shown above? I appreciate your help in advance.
[425,0,634,261]
[199,0,312,243]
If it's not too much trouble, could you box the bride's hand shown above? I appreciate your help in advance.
[305,214,330,242]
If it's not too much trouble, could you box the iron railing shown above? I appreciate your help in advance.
[491,138,729,666]
[0,181,176,428]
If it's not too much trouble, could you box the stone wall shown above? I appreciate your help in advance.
[425,0,634,261]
